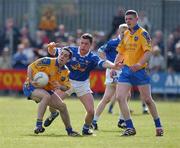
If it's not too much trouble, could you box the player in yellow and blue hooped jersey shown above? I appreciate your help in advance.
[23,47,80,136]
[115,10,163,136]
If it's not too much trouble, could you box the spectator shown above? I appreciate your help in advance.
[75,28,83,45]
[0,18,21,55]
[34,30,50,49]
[21,38,35,64]
[34,44,48,59]
[152,30,165,55]
[168,41,180,72]
[106,6,125,40]
[149,46,165,72]
[67,36,76,46]
[0,47,12,69]
[138,11,151,32]
[12,44,28,69]
[54,24,69,42]
[39,7,57,37]
[20,27,34,46]
[167,26,180,52]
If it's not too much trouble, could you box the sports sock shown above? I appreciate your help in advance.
[108,104,114,113]
[66,127,73,134]
[119,113,124,121]
[93,115,99,123]
[125,119,134,129]
[118,119,125,124]
[36,119,43,127]
[83,124,90,132]
[154,118,162,128]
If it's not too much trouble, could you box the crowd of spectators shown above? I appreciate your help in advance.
[0,9,180,73]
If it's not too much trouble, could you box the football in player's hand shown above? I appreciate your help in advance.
[33,72,49,87]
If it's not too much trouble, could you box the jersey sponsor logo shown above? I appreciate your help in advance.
[71,63,86,72]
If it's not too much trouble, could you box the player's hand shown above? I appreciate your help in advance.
[31,80,41,88]
[129,63,142,72]
[113,61,124,70]
[47,42,59,55]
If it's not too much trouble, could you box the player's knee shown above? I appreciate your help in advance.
[127,92,131,99]
[116,93,126,102]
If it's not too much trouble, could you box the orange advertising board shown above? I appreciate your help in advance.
[90,70,106,93]
[0,69,106,93]
[0,69,27,90]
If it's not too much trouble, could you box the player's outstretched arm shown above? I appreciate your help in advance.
[102,60,123,70]
[47,42,58,56]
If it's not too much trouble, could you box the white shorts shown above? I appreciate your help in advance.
[105,68,122,85]
[65,79,92,97]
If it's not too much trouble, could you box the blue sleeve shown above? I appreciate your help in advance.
[92,55,100,67]
[91,54,106,68]
[98,44,107,52]
[98,60,105,69]
[105,40,112,51]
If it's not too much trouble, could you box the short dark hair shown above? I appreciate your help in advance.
[125,10,138,17]
[62,47,73,59]
[81,33,93,44]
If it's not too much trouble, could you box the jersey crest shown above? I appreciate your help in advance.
[134,36,139,41]
[61,76,66,81]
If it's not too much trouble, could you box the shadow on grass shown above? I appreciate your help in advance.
[99,129,122,133]
[131,113,149,116]
[22,133,67,138]
[22,133,83,138]
[108,112,149,117]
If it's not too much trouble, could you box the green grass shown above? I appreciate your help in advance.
[0,96,180,148]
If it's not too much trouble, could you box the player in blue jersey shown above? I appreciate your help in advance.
[92,24,129,130]
[44,33,121,136]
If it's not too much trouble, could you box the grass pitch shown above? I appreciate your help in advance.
[0,96,180,148]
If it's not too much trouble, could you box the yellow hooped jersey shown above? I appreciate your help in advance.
[29,57,70,91]
[117,25,152,67]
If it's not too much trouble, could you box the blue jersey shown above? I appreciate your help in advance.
[56,47,104,81]
[98,37,120,62]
